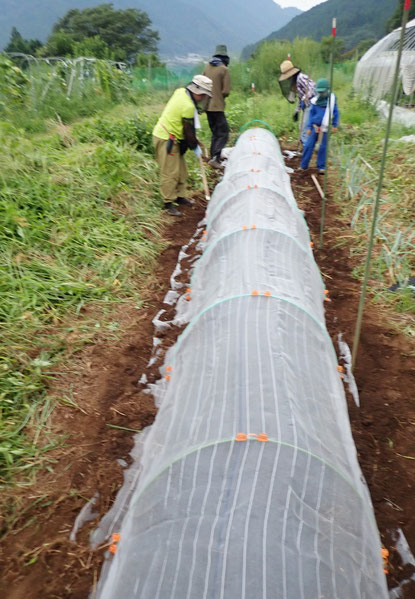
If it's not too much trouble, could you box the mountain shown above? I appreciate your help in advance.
[0,0,301,58]
[242,0,397,58]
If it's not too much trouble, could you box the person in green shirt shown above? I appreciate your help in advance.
[153,75,213,216]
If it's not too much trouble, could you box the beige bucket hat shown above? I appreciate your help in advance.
[279,60,300,81]
[187,74,213,97]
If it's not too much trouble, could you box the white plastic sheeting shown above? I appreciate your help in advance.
[94,128,388,598]
[354,19,415,100]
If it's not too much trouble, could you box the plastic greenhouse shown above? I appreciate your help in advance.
[354,18,415,107]
[93,128,388,598]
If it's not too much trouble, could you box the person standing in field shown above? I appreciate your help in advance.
[279,60,316,147]
[203,44,231,170]
[152,75,213,216]
[299,78,339,174]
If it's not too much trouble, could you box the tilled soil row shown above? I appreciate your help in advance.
[1,154,415,598]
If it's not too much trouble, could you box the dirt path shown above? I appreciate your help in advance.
[1,156,415,598]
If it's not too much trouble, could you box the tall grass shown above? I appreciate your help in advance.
[0,111,165,482]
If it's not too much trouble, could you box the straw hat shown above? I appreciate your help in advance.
[279,60,300,81]
[187,74,213,97]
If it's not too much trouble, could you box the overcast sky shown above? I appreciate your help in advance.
[276,0,327,9]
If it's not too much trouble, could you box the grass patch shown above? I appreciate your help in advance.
[0,108,165,483]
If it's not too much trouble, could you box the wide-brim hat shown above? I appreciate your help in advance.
[214,44,229,57]
[187,74,213,97]
[279,59,300,81]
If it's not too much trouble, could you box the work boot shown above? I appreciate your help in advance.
[318,169,325,175]
[176,196,195,206]
[208,158,224,170]
[164,202,181,217]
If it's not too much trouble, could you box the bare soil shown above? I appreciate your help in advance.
[1,157,414,598]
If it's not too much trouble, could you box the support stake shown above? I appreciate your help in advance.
[320,17,336,249]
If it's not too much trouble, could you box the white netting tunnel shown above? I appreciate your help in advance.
[94,128,388,598]
[353,18,415,102]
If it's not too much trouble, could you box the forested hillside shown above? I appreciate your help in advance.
[0,0,301,57]
[242,0,396,58]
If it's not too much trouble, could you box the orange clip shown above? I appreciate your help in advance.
[112,533,121,543]
[264,291,271,297]
[251,224,256,229]
[242,225,248,231]
[324,289,329,295]
[337,365,344,373]
[165,375,171,381]
[203,230,206,235]
[109,544,117,554]
[236,433,248,442]
[256,433,269,442]
[247,185,251,189]
[254,184,258,188]
[381,548,389,575]
[185,294,191,301]
[251,290,259,296]
[166,366,172,373]
[310,241,314,248]
[186,288,191,293]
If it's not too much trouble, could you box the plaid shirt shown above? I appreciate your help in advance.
[296,73,316,107]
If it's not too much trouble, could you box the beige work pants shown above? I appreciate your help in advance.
[153,136,187,203]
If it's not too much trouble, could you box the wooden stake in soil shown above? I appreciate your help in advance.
[198,155,211,201]
[311,174,325,200]
[352,0,412,370]
[319,17,336,249]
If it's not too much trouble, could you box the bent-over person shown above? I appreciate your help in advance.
[152,75,213,216]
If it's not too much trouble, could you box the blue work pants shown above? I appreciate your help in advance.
[300,106,311,145]
[300,127,327,170]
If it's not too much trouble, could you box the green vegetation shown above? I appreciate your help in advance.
[387,0,415,31]
[243,0,396,58]
[0,108,167,482]
[4,27,43,56]
[1,34,414,492]
[42,4,159,62]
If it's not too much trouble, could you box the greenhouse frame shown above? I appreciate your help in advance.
[354,18,415,109]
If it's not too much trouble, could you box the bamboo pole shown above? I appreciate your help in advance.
[319,17,336,249]
[351,0,412,370]
[311,174,324,199]
[198,155,211,201]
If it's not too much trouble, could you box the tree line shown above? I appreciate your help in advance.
[4,3,161,65]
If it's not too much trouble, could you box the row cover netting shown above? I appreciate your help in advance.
[94,128,388,598]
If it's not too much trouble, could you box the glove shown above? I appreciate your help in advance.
[293,110,299,122]
[193,145,202,158]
